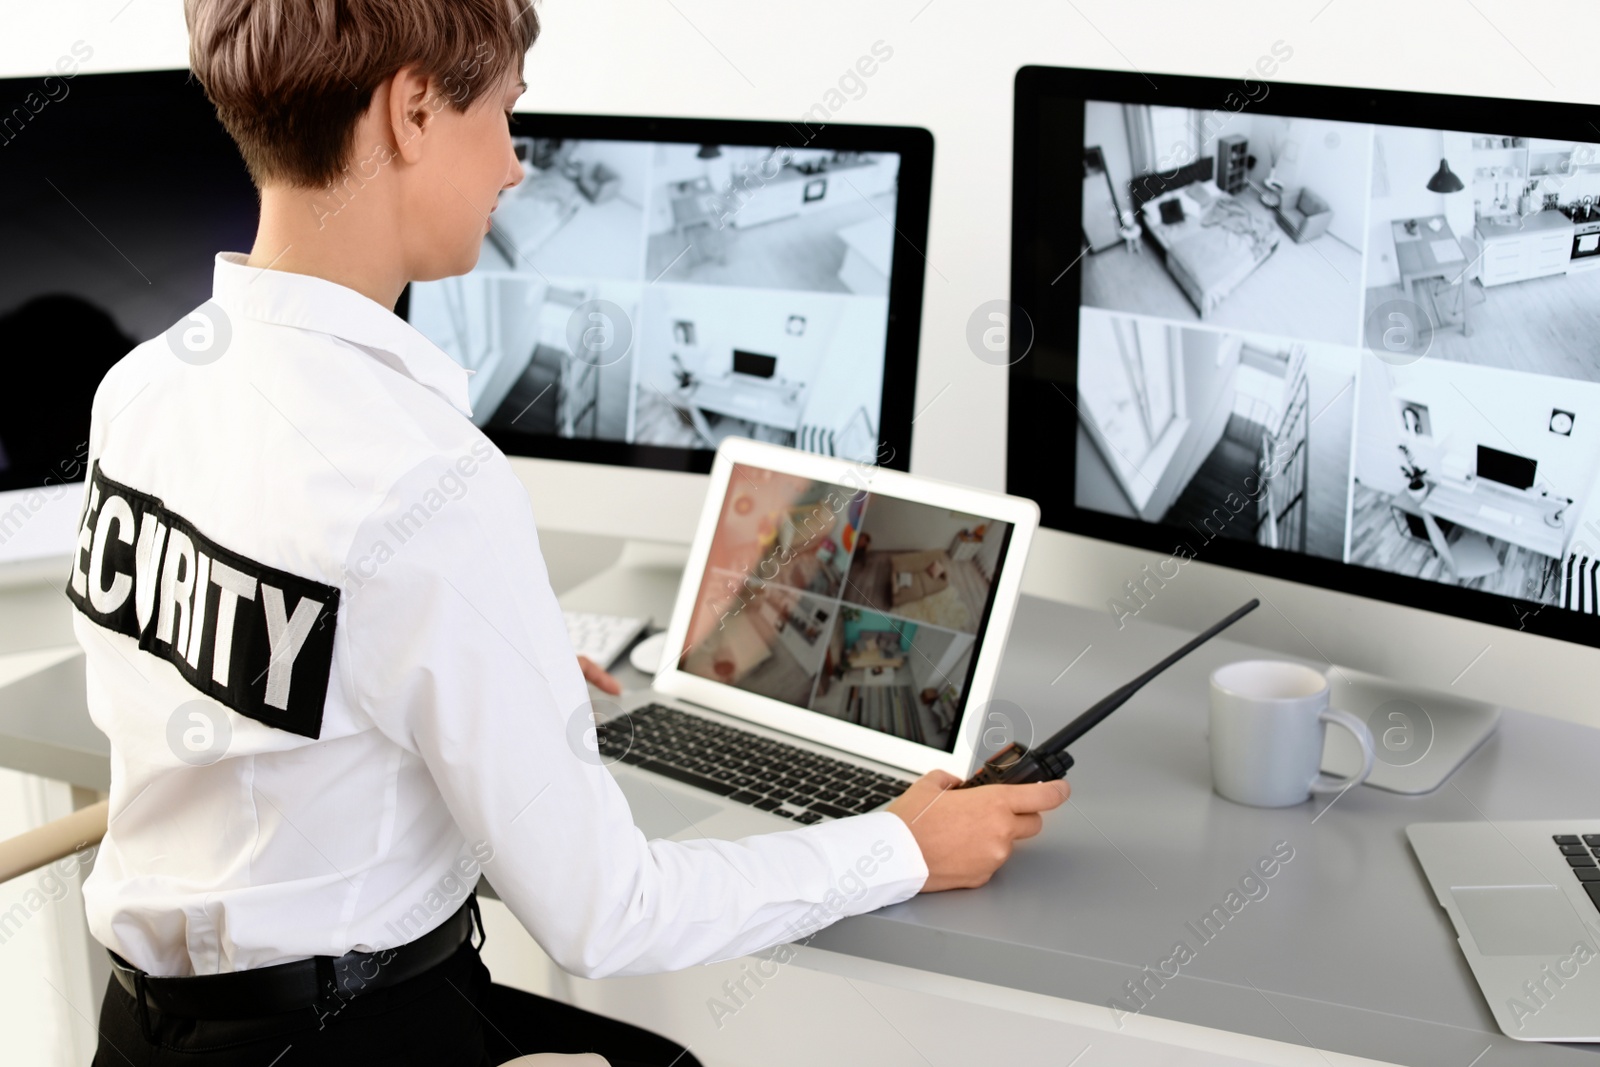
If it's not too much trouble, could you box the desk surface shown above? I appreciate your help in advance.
[804,596,1600,1065]
[6,580,1599,1064]
[1422,478,1569,558]
[1479,210,1576,241]
[685,375,805,431]
[1392,215,1463,277]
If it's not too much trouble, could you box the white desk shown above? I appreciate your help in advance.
[677,374,806,443]
[7,547,1600,1065]
[1421,477,1568,558]
[541,552,1600,1065]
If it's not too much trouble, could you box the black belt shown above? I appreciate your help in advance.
[110,895,481,1026]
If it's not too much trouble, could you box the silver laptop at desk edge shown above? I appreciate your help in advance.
[593,437,1039,843]
[1409,820,1600,1042]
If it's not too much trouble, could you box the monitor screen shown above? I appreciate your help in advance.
[676,462,1013,752]
[404,115,932,474]
[1009,66,1600,646]
[0,69,257,497]
[732,349,778,379]
[1477,445,1537,491]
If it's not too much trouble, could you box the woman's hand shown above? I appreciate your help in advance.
[578,655,622,696]
[885,770,1070,892]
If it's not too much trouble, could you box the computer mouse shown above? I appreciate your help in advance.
[629,631,670,675]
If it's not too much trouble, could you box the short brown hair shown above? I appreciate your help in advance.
[186,0,539,188]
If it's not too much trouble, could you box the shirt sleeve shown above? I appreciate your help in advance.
[341,452,928,978]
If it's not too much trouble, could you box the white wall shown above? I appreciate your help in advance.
[19,0,1586,497]
[1353,354,1410,497]
[1084,100,1132,210]
[859,501,980,553]
[10,1,1600,717]
[803,297,888,439]
[1149,325,1240,521]
[1366,126,1462,288]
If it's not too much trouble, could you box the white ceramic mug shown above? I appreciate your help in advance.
[1209,660,1376,807]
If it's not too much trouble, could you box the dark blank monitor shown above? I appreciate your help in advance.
[1476,446,1537,490]
[0,69,256,497]
[732,350,778,379]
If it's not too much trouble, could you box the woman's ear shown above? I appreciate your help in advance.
[387,65,436,164]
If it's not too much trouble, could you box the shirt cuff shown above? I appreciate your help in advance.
[786,810,929,941]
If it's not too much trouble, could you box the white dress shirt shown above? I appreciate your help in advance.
[71,252,928,979]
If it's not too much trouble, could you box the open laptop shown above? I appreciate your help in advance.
[1409,821,1600,1041]
[591,436,1038,841]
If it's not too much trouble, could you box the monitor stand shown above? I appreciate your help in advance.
[1319,666,1500,794]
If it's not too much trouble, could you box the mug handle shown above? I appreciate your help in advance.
[1309,708,1376,794]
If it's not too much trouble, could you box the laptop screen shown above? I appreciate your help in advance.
[677,463,1015,752]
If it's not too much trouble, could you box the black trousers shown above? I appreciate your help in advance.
[92,939,701,1067]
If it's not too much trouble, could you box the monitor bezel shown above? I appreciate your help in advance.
[1008,64,1600,649]
[399,112,933,475]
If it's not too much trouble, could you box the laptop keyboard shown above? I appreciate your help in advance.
[597,704,912,823]
[1553,835,1600,911]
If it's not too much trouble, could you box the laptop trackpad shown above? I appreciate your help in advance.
[614,772,722,840]
[1454,886,1594,956]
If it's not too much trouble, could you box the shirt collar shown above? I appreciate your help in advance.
[210,252,473,418]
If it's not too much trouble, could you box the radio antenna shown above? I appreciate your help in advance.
[961,599,1260,787]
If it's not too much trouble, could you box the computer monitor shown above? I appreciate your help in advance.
[0,68,257,565]
[402,114,933,476]
[1477,445,1537,491]
[732,350,778,379]
[1008,66,1600,782]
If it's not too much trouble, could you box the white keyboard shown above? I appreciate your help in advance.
[563,611,648,669]
[1477,504,1515,523]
